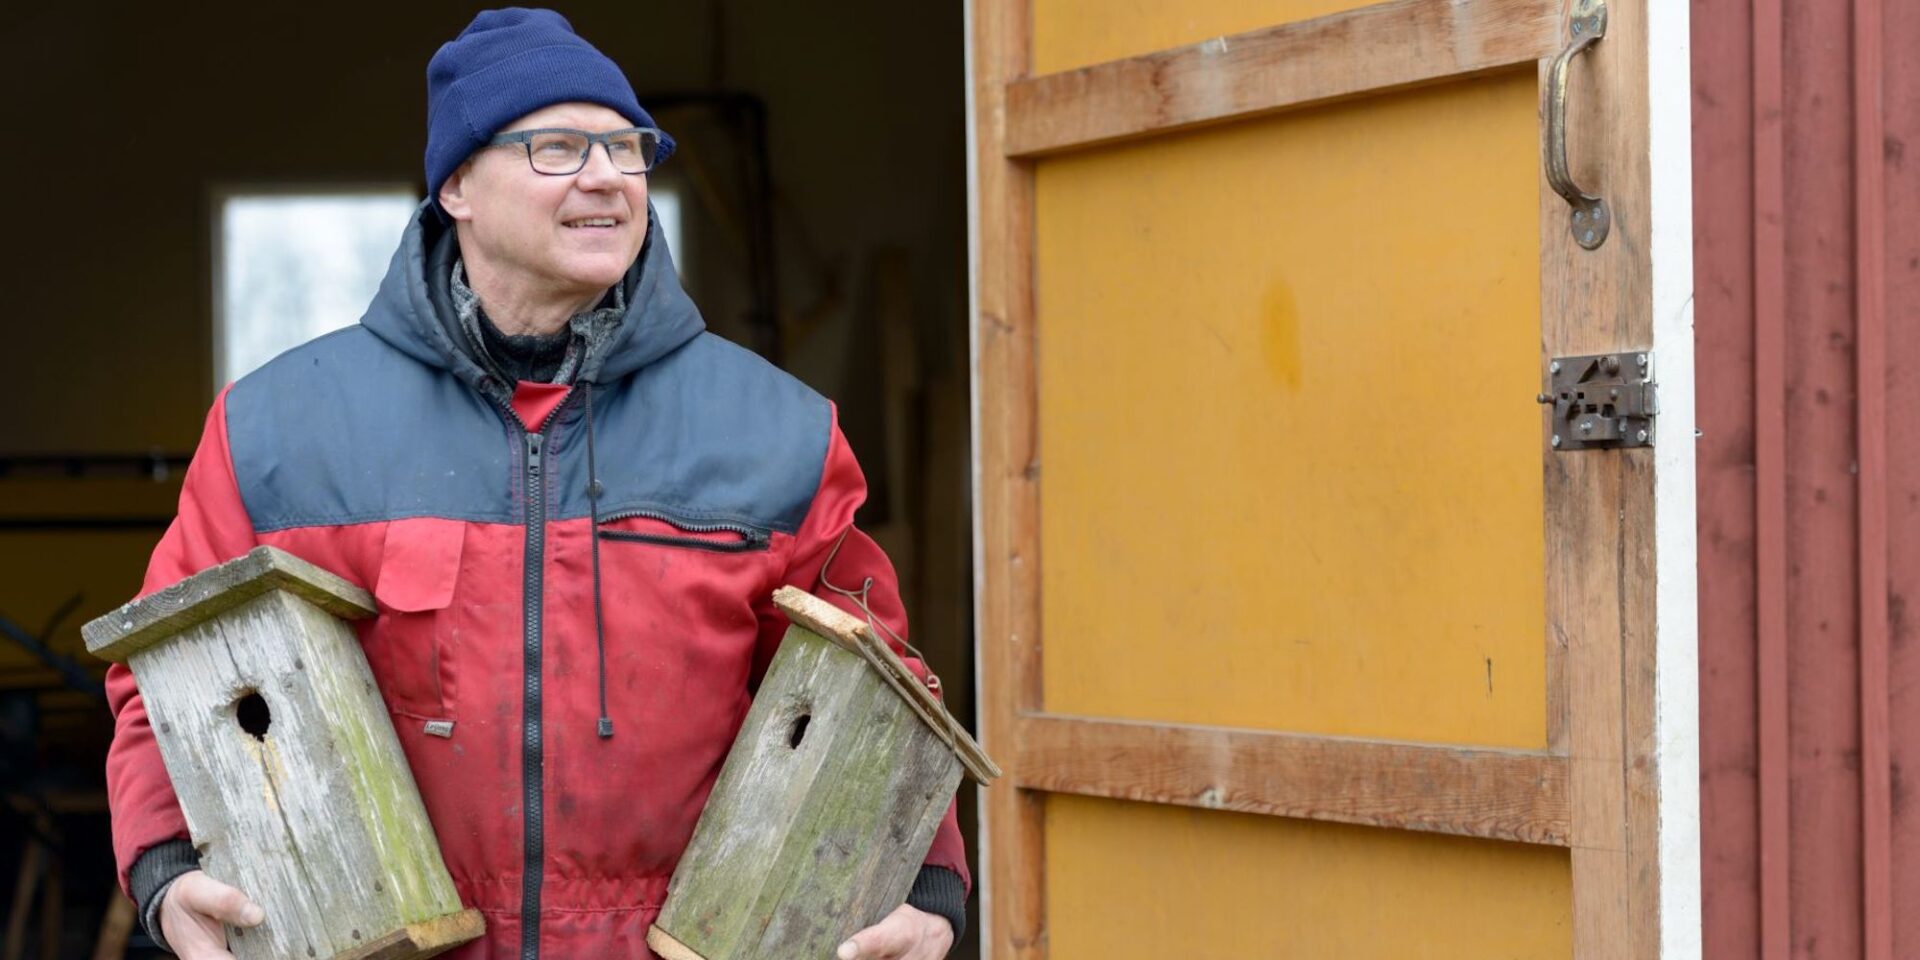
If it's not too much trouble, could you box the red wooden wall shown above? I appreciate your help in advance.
[1694,0,1917,956]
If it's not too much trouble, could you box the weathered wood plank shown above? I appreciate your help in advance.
[651,621,963,960]
[279,595,465,925]
[645,926,705,960]
[139,594,361,958]
[774,586,1000,784]
[1015,714,1570,845]
[335,908,485,960]
[1003,0,1561,157]
[94,552,474,960]
[970,0,1047,956]
[1539,0,1674,955]
[83,546,374,663]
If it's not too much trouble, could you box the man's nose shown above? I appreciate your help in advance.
[574,142,625,189]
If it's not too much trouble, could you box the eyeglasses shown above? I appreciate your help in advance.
[486,127,665,176]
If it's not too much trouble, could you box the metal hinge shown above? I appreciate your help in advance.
[1538,352,1657,450]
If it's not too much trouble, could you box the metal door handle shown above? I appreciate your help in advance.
[1546,0,1609,250]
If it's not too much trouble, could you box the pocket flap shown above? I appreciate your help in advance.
[375,518,464,613]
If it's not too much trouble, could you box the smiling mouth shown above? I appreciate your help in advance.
[564,217,621,229]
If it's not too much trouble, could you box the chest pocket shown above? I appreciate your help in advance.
[595,508,772,553]
[366,517,464,720]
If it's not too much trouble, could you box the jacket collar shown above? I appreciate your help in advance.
[360,199,706,394]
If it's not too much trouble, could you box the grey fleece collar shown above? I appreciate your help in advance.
[449,258,627,387]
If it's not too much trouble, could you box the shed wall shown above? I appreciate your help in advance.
[1694,0,1917,956]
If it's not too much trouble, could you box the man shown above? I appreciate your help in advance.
[103,9,967,959]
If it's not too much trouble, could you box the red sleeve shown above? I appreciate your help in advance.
[753,405,972,894]
[106,386,257,893]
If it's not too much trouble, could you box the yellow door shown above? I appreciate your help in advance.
[970,0,1697,957]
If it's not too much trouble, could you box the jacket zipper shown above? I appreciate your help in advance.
[520,429,546,960]
[596,508,771,553]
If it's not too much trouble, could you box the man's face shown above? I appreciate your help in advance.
[438,101,650,300]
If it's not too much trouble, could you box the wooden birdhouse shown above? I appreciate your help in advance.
[82,546,483,960]
[647,586,1000,960]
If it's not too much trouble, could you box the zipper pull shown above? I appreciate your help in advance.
[527,434,543,475]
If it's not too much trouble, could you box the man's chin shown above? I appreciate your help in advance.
[550,254,638,292]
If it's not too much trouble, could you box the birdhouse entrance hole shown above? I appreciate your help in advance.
[235,690,272,740]
[788,713,810,749]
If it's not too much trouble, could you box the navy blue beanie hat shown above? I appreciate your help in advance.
[425,8,675,207]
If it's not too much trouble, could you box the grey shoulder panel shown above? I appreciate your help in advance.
[226,327,517,532]
[226,329,830,535]
[549,333,832,534]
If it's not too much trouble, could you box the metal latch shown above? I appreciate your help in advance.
[1538,352,1657,450]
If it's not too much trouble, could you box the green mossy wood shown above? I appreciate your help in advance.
[648,587,999,960]
[82,546,483,960]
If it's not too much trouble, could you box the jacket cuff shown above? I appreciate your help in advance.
[905,865,967,944]
[130,839,199,951]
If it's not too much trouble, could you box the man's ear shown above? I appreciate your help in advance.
[438,163,475,221]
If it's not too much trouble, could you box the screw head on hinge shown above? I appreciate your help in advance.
[1551,435,1563,448]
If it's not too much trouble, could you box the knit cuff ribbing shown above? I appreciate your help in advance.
[905,865,967,945]
[130,839,199,952]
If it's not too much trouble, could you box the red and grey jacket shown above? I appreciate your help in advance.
[104,203,970,958]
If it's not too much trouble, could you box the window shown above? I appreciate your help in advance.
[214,189,419,385]
[651,187,684,277]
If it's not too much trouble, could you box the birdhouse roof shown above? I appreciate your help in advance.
[82,546,376,664]
[774,587,1000,784]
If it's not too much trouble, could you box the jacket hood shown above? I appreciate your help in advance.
[360,199,706,389]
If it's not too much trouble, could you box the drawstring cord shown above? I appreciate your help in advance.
[584,383,614,739]
[816,530,970,757]
[816,530,943,698]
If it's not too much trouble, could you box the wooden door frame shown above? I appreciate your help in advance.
[965,0,1697,955]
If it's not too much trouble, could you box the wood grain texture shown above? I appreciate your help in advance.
[644,926,708,960]
[1749,0,1790,952]
[82,546,375,663]
[971,0,1047,956]
[773,587,1000,784]
[653,623,964,960]
[1853,0,1891,955]
[1537,0,1663,956]
[1003,0,1560,157]
[336,910,484,960]
[1015,714,1569,845]
[128,589,471,960]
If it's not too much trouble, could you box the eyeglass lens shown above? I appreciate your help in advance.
[527,130,659,175]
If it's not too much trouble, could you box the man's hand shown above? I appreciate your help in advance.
[157,870,266,960]
[837,903,954,960]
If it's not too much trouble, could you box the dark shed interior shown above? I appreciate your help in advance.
[0,3,978,956]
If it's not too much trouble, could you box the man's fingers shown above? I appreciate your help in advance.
[176,873,266,927]
[838,905,926,960]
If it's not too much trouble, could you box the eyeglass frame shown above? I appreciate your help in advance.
[485,126,667,176]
